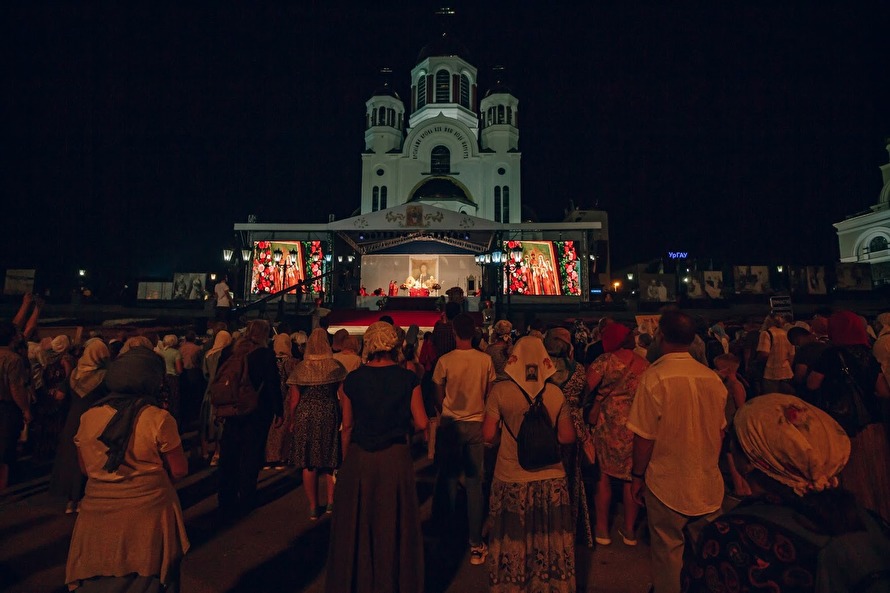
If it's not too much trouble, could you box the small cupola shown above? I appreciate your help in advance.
[364,68,405,153]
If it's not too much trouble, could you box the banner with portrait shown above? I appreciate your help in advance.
[639,274,676,302]
[503,240,581,296]
[685,273,706,299]
[703,271,724,299]
[250,240,326,295]
[733,265,771,294]
[834,263,872,291]
[172,273,207,300]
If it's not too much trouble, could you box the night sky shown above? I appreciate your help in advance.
[3,2,889,291]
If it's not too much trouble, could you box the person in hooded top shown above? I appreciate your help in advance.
[49,337,110,514]
[65,342,189,592]
[325,322,428,593]
[287,328,347,519]
[482,336,577,593]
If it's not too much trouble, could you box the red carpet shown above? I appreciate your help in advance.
[326,309,482,333]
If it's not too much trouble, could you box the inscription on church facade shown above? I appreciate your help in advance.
[410,126,471,160]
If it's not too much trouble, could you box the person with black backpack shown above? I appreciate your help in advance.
[806,310,890,524]
[481,336,577,593]
[213,320,283,522]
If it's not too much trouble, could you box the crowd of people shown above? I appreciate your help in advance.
[2,291,890,592]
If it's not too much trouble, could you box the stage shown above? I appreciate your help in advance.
[325,308,482,335]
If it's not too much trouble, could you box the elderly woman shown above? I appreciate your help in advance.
[483,336,577,593]
[487,320,514,382]
[65,341,189,592]
[807,310,890,522]
[288,328,348,520]
[49,337,110,514]
[325,322,428,593]
[34,335,76,461]
[545,327,594,548]
[585,322,649,546]
[682,394,890,592]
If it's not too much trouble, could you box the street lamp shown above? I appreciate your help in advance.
[241,248,252,263]
[223,248,234,262]
[273,248,283,263]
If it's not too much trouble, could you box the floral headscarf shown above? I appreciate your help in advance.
[362,321,401,361]
[504,336,556,398]
[734,394,850,496]
[601,322,631,353]
[70,337,111,398]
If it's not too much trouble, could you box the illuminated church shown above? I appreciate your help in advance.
[234,28,608,312]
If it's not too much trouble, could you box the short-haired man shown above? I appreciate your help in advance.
[627,310,727,593]
[433,313,496,565]
[0,321,31,490]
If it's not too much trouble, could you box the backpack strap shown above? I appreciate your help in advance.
[500,385,547,442]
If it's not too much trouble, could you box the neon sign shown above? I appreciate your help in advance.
[667,252,689,259]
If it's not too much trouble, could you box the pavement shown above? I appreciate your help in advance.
[0,441,653,593]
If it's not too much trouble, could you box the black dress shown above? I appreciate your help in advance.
[325,364,422,593]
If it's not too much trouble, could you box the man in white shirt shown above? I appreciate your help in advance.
[214,276,233,322]
[433,313,496,565]
[627,310,727,593]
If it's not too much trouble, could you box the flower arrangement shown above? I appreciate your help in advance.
[251,241,276,294]
[303,240,324,294]
[505,240,529,294]
[554,240,581,296]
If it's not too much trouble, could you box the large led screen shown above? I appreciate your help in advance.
[504,240,581,296]
[250,240,325,294]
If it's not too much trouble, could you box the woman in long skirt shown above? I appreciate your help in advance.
[482,337,578,593]
[325,322,428,593]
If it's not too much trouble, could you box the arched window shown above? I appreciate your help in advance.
[380,186,388,209]
[372,187,379,212]
[435,69,450,103]
[431,145,451,174]
[370,110,377,126]
[870,236,889,254]
[494,187,502,223]
[488,107,494,126]
[502,186,510,221]
[460,74,470,108]
[506,106,513,125]
[416,74,427,108]
[378,106,386,126]
[497,105,505,124]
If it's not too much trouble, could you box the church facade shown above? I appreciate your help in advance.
[834,139,890,285]
[233,32,608,309]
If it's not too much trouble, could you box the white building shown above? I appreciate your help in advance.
[233,30,609,308]
[834,139,890,284]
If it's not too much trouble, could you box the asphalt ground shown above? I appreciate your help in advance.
[0,439,653,593]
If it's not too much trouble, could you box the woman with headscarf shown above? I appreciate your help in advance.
[545,327,594,549]
[325,322,428,593]
[482,337,577,593]
[488,320,514,382]
[331,329,362,374]
[264,333,299,468]
[65,341,189,593]
[33,335,76,461]
[585,322,649,546]
[287,328,347,520]
[807,310,890,522]
[199,329,232,465]
[683,394,890,593]
[49,338,110,514]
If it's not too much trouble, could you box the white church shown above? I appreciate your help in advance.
[834,139,890,286]
[234,30,609,310]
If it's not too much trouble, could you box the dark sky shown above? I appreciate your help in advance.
[3,2,889,287]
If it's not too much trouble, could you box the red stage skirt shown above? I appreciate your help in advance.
[408,288,430,297]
